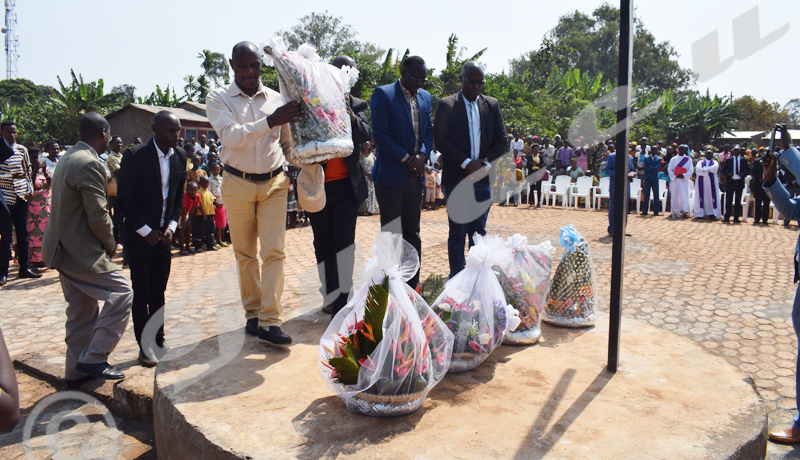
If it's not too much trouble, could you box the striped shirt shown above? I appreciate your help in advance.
[0,144,32,204]
[398,80,420,154]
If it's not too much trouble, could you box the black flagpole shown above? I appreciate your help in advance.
[608,0,634,372]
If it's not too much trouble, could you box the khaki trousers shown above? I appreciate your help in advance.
[59,268,133,380]
[222,172,288,327]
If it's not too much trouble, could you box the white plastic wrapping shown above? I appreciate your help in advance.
[432,234,521,373]
[494,234,555,345]
[544,223,598,327]
[262,36,359,165]
[319,233,453,417]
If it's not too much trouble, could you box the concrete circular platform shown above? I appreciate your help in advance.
[153,311,767,460]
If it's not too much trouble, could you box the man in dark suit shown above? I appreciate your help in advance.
[370,56,433,288]
[721,145,751,223]
[434,62,507,278]
[750,148,771,224]
[309,55,372,317]
[117,111,186,366]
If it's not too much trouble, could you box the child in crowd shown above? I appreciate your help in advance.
[424,166,436,210]
[208,162,229,249]
[184,143,195,171]
[187,154,206,188]
[179,181,200,255]
[194,176,216,252]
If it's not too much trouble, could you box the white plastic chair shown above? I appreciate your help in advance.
[520,182,533,205]
[741,176,752,222]
[570,176,593,211]
[629,178,642,214]
[549,175,571,208]
[540,178,552,207]
[593,177,610,211]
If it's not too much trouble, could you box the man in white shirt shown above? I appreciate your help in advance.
[206,41,303,345]
[667,145,694,218]
[509,134,524,155]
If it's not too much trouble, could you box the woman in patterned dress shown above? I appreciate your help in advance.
[359,141,379,215]
[27,148,51,268]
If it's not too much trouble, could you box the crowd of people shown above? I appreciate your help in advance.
[3,41,800,446]
[481,133,796,227]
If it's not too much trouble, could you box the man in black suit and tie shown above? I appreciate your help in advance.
[721,145,751,223]
[117,111,186,366]
[308,56,372,317]
[434,62,507,277]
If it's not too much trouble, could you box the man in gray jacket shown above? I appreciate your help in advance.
[43,112,133,385]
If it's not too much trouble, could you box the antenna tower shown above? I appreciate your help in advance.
[2,0,18,79]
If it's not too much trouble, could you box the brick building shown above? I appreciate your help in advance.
[105,103,216,145]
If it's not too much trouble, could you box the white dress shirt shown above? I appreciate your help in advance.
[460,94,482,169]
[136,141,178,237]
[509,138,524,152]
[206,81,292,174]
[732,156,741,180]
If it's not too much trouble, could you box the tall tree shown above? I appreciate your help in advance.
[520,3,694,92]
[198,50,230,86]
[277,11,384,61]
[0,78,56,106]
[732,95,790,131]
[784,98,800,127]
[51,70,124,143]
[110,84,136,105]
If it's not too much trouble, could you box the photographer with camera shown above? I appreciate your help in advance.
[763,124,800,443]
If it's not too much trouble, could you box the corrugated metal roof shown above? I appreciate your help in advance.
[761,130,800,140]
[720,131,766,138]
[106,104,210,123]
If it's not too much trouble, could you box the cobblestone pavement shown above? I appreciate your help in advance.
[1,203,799,457]
[0,372,155,459]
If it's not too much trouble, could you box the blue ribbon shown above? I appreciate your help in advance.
[559,222,582,254]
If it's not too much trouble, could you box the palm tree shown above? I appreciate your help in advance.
[183,75,199,102]
[137,85,180,107]
[198,50,230,87]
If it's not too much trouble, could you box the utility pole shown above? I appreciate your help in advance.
[2,0,18,79]
[608,0,634,373]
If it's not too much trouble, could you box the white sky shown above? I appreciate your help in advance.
[12,0,799,107]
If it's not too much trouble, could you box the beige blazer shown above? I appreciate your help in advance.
[43,141,118,273]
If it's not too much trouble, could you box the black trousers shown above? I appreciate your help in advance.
[724,179,744,221]
[308,179,358,316]
[375,174,423,288]
[126,235,171,351]
[753,186,771,223]
[109,196,123,243]
[193,214,215,249]
[0,198,29,275]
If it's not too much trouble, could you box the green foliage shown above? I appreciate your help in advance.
[137,85,181,107]
[49,69,125,144]
[0,78,56,106]
[277,11,384,61]
[260,66,280,92]
[785,99,800,126]
[110,84,136,105]
[732,95,790,131]
[198,50,230,87]
[534,3,694,92]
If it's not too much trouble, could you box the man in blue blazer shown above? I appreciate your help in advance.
[370,56,433,288]
[764,125,800,444]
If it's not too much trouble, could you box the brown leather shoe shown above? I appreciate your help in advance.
[768,425,800,444]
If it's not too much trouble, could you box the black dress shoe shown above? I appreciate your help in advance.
[0,275,6,286]
[138,351,158,367]
[257,326,292,345]
[65,375,97,389]
[245,318,259,336]
[322,304,333,314]
[18,269,42,279]
[74,362,124,380]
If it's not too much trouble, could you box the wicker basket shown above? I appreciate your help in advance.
[448,352,487,373]
[346,390,426,417]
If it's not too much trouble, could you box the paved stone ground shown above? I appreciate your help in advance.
[1,203,800,458]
